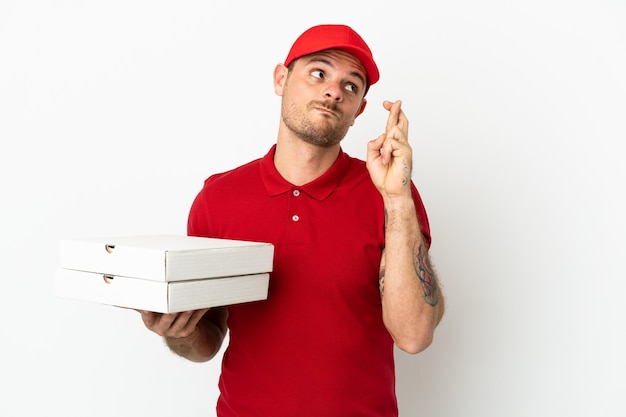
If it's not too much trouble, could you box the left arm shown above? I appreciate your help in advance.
[366,100,444,354]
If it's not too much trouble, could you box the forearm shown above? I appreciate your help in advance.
[380,195,444,354]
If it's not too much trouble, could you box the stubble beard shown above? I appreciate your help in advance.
[281,100,351,148]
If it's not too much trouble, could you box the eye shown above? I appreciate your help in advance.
[345,83,358,93]
[311,69,325,79]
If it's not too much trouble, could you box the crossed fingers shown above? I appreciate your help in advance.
[384,100,408,143]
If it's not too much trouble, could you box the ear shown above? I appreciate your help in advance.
[274,63,288,96]
[350,98,368,126]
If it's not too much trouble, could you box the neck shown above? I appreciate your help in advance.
[273,130,341,186]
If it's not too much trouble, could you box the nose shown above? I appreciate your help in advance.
[323,82,343,101]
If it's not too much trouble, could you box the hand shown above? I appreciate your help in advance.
[136,308,210,338]
[366,100,413,199]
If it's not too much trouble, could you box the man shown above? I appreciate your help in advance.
[139,24,444,416]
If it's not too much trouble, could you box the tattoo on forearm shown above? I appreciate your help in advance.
[415,243,439,306]
[379,268,385,295]
[402,161,410,186]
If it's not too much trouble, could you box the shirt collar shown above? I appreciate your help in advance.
[260,144,352,201]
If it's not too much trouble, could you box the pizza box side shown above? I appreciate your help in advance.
[55,268,270,313]
[58,235,274,282]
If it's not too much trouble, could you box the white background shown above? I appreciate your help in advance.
[1,1,625,416]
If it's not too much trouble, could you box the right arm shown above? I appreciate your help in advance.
[138,307,228,363]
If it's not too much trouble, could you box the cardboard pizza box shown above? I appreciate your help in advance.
[55,234,274,312]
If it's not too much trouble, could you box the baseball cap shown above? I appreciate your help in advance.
[284,24,380,86]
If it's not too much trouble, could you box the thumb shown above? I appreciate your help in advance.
[367,133,386,162]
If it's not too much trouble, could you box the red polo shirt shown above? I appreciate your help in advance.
[188,145,431,417]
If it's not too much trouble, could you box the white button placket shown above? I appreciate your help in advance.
[286,188,306,246]
[291,189,301,222]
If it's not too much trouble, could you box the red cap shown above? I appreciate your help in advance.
[284,24,380,86]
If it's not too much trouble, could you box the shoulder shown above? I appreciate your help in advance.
[204,157,262,186]
[340,152,376,188]
[341,150,432,246]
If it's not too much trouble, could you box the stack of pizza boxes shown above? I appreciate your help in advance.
[55,235,274,313]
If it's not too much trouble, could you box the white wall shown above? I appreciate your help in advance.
[1,1,624,416]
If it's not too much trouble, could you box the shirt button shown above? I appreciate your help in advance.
[293,190,301,197]
[292,215,300,222]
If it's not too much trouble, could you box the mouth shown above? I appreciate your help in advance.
[315,107,334,116]
[312,104,339,118]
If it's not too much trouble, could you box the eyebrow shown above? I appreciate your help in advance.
[305,56,367,87]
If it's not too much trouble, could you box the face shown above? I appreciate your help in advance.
[275,49,368,148]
